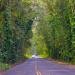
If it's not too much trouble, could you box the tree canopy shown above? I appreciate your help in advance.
[0,0,75,64]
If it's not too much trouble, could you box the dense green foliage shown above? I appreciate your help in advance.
[36,0,75,63]
[0,0,34,64]
[0,0,75,66]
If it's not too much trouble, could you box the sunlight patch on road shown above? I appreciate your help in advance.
[32,55,41,59]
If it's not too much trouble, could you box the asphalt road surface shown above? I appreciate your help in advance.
[3,58,75,75]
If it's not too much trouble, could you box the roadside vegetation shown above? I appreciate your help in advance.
[0,0,75,71]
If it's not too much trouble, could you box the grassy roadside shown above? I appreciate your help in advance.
[0,62,11,75]
[0,62,11,71]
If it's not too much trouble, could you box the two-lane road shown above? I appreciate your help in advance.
[3,58,75,75]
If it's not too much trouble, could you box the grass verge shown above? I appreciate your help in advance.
[0,62,11,71]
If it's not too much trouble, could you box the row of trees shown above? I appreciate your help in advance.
[0,0,75,64]
[36,0,75,63]
[0,0,34,63]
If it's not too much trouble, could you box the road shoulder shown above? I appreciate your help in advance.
[48,58,75,69]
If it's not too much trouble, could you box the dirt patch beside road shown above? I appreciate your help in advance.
[0,70,4,75]
[48,58,75,69]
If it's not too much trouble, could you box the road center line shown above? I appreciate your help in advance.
[36,71,42,75]
[35,61,42,75]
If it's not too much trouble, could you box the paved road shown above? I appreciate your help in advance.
[3,58,75,75]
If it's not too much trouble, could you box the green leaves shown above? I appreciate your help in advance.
[35,0,75,63]
[0,0,33,64]
[0,0,75,64]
